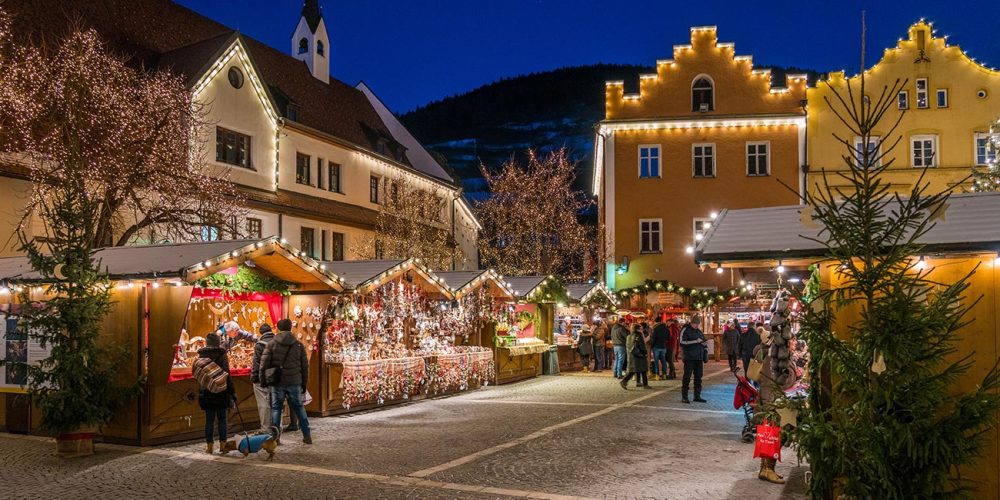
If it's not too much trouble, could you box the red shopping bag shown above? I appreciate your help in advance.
[753,421,781,461]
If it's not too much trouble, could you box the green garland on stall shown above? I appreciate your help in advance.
[802,264,821,304]
[195,266,292,296]
[526,276,570,304]
[614,278,751,309]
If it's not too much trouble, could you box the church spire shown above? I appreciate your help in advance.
[301,0,322,33]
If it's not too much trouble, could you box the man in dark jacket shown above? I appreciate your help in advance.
[610,319,629,379]
[250,324,274,433]
[722,319,741,373]
[679,315,708,404]
[260,318,312,444]
[650,318,674,380]
[739,322,762,374]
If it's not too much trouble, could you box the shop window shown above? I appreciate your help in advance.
[638,145,660,178]
[246,218,262,239]
[216,127,251,169]
[200,225,220,242]
[639,219,662,253]
[298,38,308,54]
[911,135,937,167]
[692,76,714,112]
[370,175,380,203]
[975,133,997,166]
[936,89,948,108]
[300,227,316,258]
[296,153,311,185]
[316,158,325,190]
[853,136,881,168]
[328,162,342,192]
[331,232,345,261]
[693,218,712,242]
[916,78,928,109]
[693,143,715,177]
[897,91,908,109]
[746,142,769,176]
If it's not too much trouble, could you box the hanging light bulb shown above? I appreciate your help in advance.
[776,264,786,274]
[685,245,694,254]
[916,256,928,271]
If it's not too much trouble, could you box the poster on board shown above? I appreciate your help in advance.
[1,314,49,390]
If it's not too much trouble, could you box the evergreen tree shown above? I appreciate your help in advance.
[793,30,1000,498]
[971,117,1000,192]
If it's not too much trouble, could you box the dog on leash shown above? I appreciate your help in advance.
[237,426,280,461]
[219,439,240,455]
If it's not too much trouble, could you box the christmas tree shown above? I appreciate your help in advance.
[971,117,999,192]
[793,20,1000,499]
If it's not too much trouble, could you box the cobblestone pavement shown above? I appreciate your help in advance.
[0,362,808,499]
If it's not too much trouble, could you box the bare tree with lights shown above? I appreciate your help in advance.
[358,175,463,270]
[476,148,592,278]
[0,14,245,249]
[971,117,1000,192]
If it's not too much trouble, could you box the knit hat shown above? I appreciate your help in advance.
[205,332,221,347]
[259,323,272,335]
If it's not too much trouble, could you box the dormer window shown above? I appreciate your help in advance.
[692,76,714,112]
[375,140,386,155]
[298,38,309,54]
[317,40,325,57]
[286,103,299,122]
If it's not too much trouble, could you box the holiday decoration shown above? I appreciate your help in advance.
[971,117,1000,192]
[340,357,426,409]
[477,149,594,279]
[195,266,292,296]
[615,278,751,307]
[425,350,495,394]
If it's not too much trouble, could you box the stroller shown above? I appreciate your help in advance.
[733,371,758,443]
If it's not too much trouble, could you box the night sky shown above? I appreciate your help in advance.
[174,0,1000,113]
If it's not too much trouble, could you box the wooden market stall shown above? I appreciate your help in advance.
[505,276,564,376]
[0,237,344,445]
[557,283,618,372]
[695,192,1000,499]
[315,259,495,415]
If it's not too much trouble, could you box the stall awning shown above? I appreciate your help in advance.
[0,237,345,292]
[322,258,449,296]
[695,192,1000,264]
[565,283,617,306]
[506,276,549,301]
[434,269,514,300]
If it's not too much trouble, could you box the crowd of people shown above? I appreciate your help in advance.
[191,318,312,454]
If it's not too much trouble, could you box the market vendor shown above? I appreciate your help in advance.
[218,320,260,350]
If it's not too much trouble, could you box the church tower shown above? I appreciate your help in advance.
[291,0,329,83]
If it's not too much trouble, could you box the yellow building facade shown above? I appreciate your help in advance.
[596,26,807,291]
[807,21,1000,196]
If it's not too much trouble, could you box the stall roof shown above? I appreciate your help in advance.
[434,270,514,300]
[506,276,548,300]
[0,237,345,291]
[566,283,617,306]
[695,192,1000,264]
[322,258,449,296]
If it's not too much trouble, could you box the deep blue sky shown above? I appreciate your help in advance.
[175,0,1000,113]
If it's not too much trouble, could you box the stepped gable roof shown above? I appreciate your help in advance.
[3,0,396,162]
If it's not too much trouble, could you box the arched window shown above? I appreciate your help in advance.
[692,76,714,112]
[298,38,309,54]
[317,40,325,57]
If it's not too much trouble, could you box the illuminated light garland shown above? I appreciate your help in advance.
[615,278,751,308]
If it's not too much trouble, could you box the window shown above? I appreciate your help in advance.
[915,78,928,109]
[639,219,662,253]
[286,104,299,121]
[853,136,881,168]
[328,162,342,192]
[975,133,997,166]
[316,158,324,190]
[692,76,714,112]
[216,127,251,169]
[693,218,712,242]
[638,145,660,178]
[331,232,345,261]
[320,230,328,260]
[897,91,908,109]
[296,153,311,185]
[693,143,715,177]
[936,89,948,108]
[374,240,383,259]
[200,225,220,242]
[300,227,316,259]
[390,182,400,204]
[246,218,262,239]
[375,141,386,155]
[746,142,769,176]
[317,40,325,57]
[298,38,308,54]
[370,175,380,203]
[227,67,244,89]
[911,135,937,167]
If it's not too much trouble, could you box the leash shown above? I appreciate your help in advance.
[232,397,251,441]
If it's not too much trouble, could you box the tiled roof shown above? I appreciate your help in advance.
[3,0,402,164]
[240,187,378,230]
[506,276,547,299]
[695,192,1000,263]
[322,259,407,289]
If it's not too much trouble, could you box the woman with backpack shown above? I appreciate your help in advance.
[193,332,236,454]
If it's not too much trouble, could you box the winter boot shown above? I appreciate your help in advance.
[205,442,214,454]
[758,458,785,484]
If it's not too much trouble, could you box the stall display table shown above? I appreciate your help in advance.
[557,344,583,372]
[494,344,548,385]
